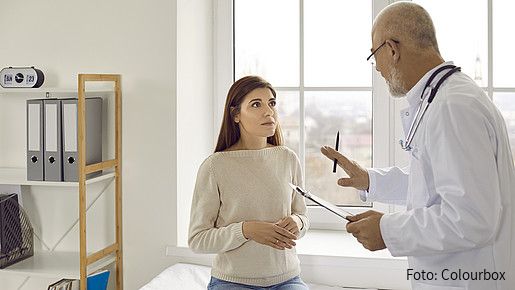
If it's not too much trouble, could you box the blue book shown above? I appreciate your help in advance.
[87,270,110,290]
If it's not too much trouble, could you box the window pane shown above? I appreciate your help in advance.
[494,1,515,87]
[493,93,515,162]
[234,0,299,87]
[414,0,488,86]
[275,91,300,155]
[304,0,372,87]
[305,91,372,206]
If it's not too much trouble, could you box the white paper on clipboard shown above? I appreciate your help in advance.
[289,182,353,221]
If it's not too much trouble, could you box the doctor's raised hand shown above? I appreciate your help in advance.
[320,146,369,190]
[320,146,386,251]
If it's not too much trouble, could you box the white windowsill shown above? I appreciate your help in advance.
[167,230,410,290]
[295,230,404,260]
[167,230,406,261]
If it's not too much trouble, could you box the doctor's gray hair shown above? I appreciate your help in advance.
[374,2,440,53]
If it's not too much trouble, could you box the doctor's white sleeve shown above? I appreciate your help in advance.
[188,158,248,254]
[359,166,409,205]
[380,97,503,256]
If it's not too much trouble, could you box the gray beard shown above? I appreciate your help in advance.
[387,66,408,98]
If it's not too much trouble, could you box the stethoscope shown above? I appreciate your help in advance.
[399,64,461,151]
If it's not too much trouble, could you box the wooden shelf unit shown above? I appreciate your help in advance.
[0,74,123,290]
[77,74,123,290]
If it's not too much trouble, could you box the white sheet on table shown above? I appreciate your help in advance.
[139,263,377,290]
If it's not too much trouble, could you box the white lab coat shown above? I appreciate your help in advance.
[364,62,515,290]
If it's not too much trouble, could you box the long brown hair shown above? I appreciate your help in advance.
[215,76,283,152]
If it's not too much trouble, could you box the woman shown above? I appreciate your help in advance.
[188,76,310,289]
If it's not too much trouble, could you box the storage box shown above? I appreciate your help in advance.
[0,193,34,268]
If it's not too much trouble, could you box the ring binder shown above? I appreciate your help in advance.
[44,99,63,181]
[62,98,102,181]
[27,99,45,181]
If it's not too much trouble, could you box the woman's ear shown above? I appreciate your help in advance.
[230,106,240,123]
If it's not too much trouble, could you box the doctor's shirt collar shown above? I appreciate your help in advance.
[405,61,455,108]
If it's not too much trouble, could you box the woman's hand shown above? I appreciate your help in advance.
[242,221,297,250]
[275,215,301,237]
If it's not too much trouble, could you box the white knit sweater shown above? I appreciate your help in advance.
[188,146,310,287]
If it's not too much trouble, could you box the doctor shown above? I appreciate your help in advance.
[321,2,515,290]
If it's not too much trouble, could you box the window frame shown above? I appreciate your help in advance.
[214,0,397,230]
[410,0,515,159]
[215,0,515,230]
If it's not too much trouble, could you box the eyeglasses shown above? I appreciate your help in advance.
[366,39,399,65]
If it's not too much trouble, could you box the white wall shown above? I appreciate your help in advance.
[176,0,215,248]
[0,0,190,288]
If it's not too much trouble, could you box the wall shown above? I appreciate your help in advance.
[0,0,195,288]
[176,0,215,248]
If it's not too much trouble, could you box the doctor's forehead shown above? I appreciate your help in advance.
[370,27,385,48]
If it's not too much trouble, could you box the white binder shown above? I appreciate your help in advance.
[26,99,45,181]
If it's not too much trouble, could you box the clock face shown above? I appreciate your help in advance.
[15,73,24,83]
[0,67,43,88]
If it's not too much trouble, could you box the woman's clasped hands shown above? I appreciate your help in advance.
[242,215,301,250]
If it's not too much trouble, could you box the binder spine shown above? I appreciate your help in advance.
[62,98,103,181]
[26,99,45,181]
[62,99,78,182]
[43,99,63,181]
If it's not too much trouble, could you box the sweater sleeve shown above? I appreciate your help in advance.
[291,153,310,239]
[188,157,248,254]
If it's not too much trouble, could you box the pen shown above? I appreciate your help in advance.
[332,131,339,173]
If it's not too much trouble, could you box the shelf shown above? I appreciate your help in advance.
[0,88,113,98]
[0,74,123,289]
[0,168,115,186]
[1,251,115,279]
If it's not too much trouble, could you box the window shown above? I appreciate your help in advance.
[493,93,515,159]
[234,0,375,210]
[493,0,515,161]
[415,0,515,161]
[414,0,487,86]
[219,0,515,229]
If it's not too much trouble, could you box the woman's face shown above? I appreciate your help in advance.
[234,87,277,138]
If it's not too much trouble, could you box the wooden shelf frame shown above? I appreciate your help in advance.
[78,74,123,290]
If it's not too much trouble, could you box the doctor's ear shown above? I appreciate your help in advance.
[386,39,400,62]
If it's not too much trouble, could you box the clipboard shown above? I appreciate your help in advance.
[289,183,353,222]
